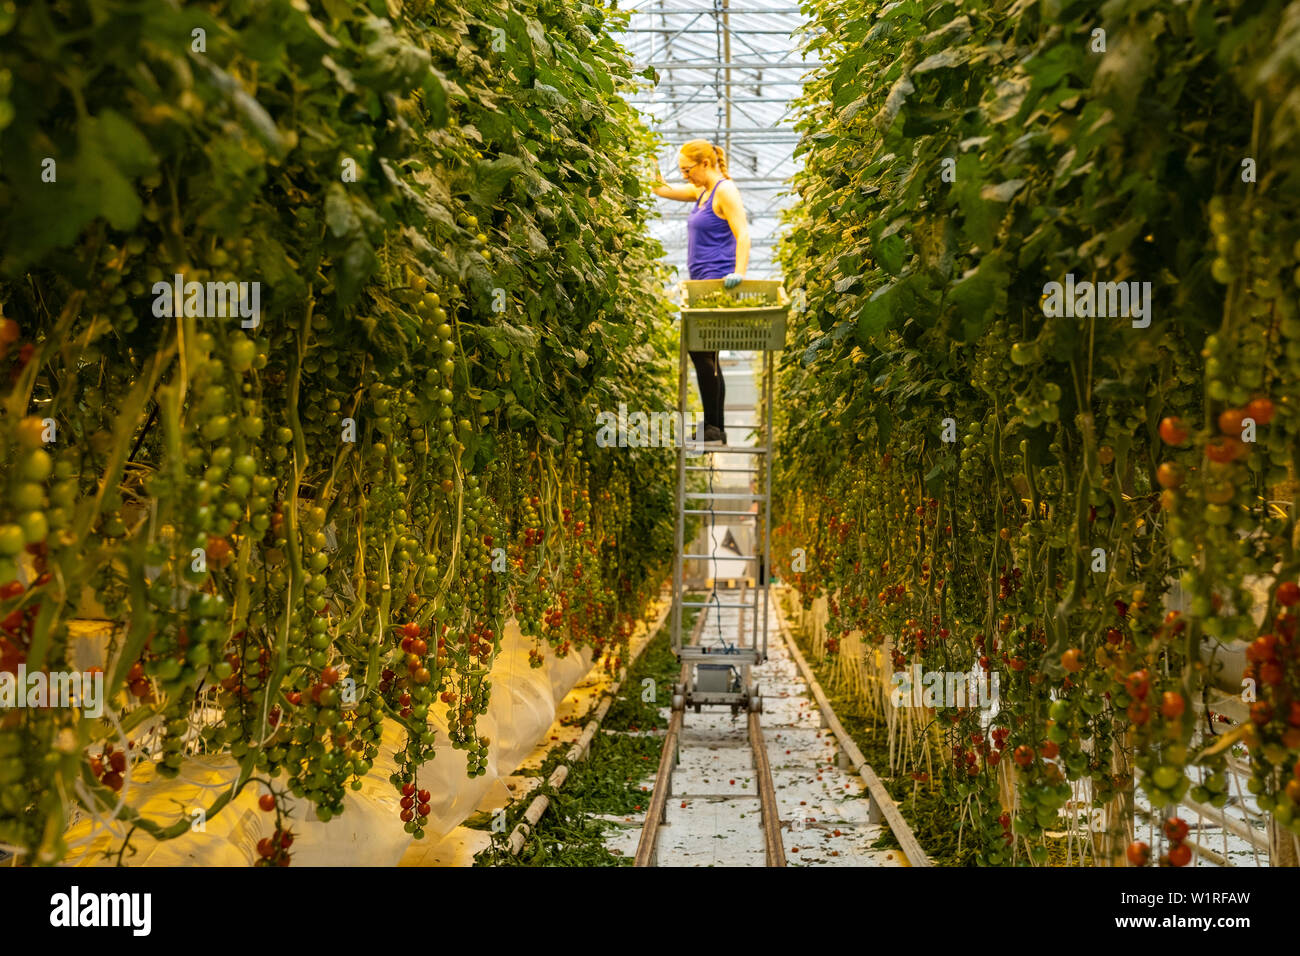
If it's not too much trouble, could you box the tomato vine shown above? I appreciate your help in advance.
[776,0,1300,865]
[0,0,677,864]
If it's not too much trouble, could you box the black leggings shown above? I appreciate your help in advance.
[689,350,725,429]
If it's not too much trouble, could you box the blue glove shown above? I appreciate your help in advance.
[724,273,743,289]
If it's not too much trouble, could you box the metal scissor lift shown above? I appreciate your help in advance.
[670,279,788,717]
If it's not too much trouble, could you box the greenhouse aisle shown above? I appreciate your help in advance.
[602,589,903,867]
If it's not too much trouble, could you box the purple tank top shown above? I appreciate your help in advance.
[686,181,736,281]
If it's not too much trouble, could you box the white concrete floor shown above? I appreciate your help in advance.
[602,589,904,867]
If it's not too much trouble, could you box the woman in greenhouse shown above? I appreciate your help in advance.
[653,140,751,445]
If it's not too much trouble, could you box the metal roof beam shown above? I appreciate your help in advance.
[625,28,803,34]
[629,6,806,13]
[654,127,796,134]
[631,79,803,87]
[640,61,822,69]
[642,11,708,48]
[635,96,795,103]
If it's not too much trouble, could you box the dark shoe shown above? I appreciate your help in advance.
[686,424,727,450]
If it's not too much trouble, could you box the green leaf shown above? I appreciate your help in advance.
[325,184,361,237]
[913,48,970,74]
[874,74,914,129]
[855,282,898,343]
[874,233,906,275]
[335,240,377,306]
[424,69,450,127]
[96,110,155,177]
[472,156,525,207]
[948,253,1008,342]
[980,179,1026,203]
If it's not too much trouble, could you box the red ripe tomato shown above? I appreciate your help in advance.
[1278,581,1300,608]
[1205,435,1245,463]
[1289,702,1300,728]
[1247,634,1278,663]
[1159,416,1189,445]
[321,666,339,686]
[1159,691,1185,719]
[206,535,233,565]
[1127,702,1151,725]
[1251,701,1274,725]
[1217,408,1246,436]
[1125,669,1150,699]
[1126,841,1150,866]
[1246,396,1275,425]
[1155,462,1184,489]
[1167,843,1192,867]
[258,793,276,812]
[1040,740,1060,759]
[1164,817,1189,843]
[1013,745,1035,768]
[1260,661,1284,686]
[257,838,275,858]
[1061,648,1084,672]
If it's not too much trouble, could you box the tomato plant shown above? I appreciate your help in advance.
[774,0,1300,864]
[0,0,678,863]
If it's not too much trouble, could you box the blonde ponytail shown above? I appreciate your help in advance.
[679,139,731,179]
[713,145,730,179]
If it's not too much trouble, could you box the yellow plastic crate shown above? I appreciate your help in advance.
[680,279,789,351]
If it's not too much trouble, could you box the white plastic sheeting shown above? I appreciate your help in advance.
[63,621,595,866]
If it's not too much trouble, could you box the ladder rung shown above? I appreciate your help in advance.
[682,509,758,516]
[681,553,759,560]
[685,466,759,473]
[685,492,766,501]
[681,601,758,609]
[696,446,768,455]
